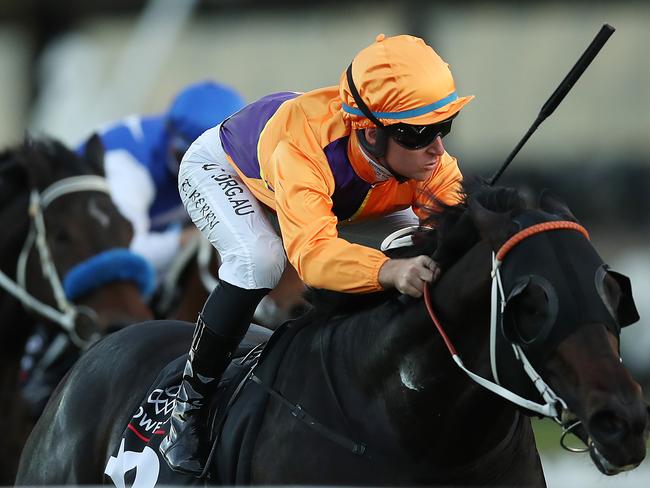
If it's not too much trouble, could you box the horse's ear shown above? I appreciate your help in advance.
[83,134,106,176]
[539,189,578,222]
[467,197,516,250]
[21,135,53,190]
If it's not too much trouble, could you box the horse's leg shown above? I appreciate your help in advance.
[0,307,34,485]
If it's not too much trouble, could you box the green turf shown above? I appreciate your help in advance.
[534,417,650,454]
[533,418,574,454]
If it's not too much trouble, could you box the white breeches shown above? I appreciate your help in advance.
[179,126,418,290]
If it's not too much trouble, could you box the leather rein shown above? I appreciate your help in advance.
[423,221,593,451]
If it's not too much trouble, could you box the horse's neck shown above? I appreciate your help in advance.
[333,241,524,467]
[0,193,33,343]
[0,194,30,273]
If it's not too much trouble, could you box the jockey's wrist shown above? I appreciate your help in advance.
[378,258,398,290]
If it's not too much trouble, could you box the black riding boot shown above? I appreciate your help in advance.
[159,281,268,476]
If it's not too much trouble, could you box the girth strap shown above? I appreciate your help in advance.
[250,374,369,458]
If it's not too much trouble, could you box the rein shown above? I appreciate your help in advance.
[423,221,590,421]
[0,176,110,348]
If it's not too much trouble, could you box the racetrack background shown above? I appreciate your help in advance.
[1,0,648,486]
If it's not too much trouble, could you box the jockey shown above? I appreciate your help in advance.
[160,34,474,474]
[77,80,246,278]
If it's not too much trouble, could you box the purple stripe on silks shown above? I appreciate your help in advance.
[324,137,372,221]
[219,92,298,179]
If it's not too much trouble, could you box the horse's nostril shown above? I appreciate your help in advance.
[589,410,628,443]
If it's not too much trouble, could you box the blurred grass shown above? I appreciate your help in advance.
[532,418,567,454]
[534,417,650,456]
[533,418,610,454]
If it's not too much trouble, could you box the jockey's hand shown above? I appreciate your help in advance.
[378,256,440,298]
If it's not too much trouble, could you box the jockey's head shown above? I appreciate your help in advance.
[339,34,474,181]
[166,80,246,175]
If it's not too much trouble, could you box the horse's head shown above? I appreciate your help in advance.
[439,183,649,475]
[0,135,153,346]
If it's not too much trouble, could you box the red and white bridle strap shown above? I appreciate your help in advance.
[424,282,560,417]
[423,221,590,418]
[496,221,589,262]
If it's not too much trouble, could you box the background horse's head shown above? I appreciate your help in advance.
[425,180,648,475]
[0,135,153,342]
[0,135,155,484]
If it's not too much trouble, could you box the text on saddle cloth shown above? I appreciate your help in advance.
[104,349,258,487]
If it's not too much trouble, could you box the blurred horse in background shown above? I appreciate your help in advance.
[0,135,154,483]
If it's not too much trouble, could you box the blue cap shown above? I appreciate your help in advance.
[167,80,246,143]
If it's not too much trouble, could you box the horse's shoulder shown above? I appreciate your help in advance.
[89,320,194,362]
[117,319,194,337]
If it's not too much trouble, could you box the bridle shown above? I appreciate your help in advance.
[0,175,110,348]
[423,220,594,450]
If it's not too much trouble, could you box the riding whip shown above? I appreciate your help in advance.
[489,24,615,186]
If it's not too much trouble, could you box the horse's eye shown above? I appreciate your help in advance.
[505,284,550,344]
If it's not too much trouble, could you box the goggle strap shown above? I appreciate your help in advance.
[346,64,385,129]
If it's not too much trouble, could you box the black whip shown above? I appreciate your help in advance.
[489,24,615,186]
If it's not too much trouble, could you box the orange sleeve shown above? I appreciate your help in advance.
[413,151,463,221]
[270,138,388,293]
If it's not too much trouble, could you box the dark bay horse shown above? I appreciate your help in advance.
[0,136,154,483]
[16,182,649,486]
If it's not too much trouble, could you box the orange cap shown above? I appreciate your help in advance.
[340,34,474,128]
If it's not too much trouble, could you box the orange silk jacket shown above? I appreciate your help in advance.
[219,87,462,293]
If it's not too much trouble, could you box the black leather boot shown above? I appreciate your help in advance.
[159,282,268,476]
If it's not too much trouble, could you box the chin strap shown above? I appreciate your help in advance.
[356,131,409,183]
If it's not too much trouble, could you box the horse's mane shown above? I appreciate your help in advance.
[8,137,90,175]
[416,177,526,269]
[305,177,527,317]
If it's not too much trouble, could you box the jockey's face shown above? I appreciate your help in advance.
[365,128,446,182]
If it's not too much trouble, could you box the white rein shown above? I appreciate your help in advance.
[0,176,110,348]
